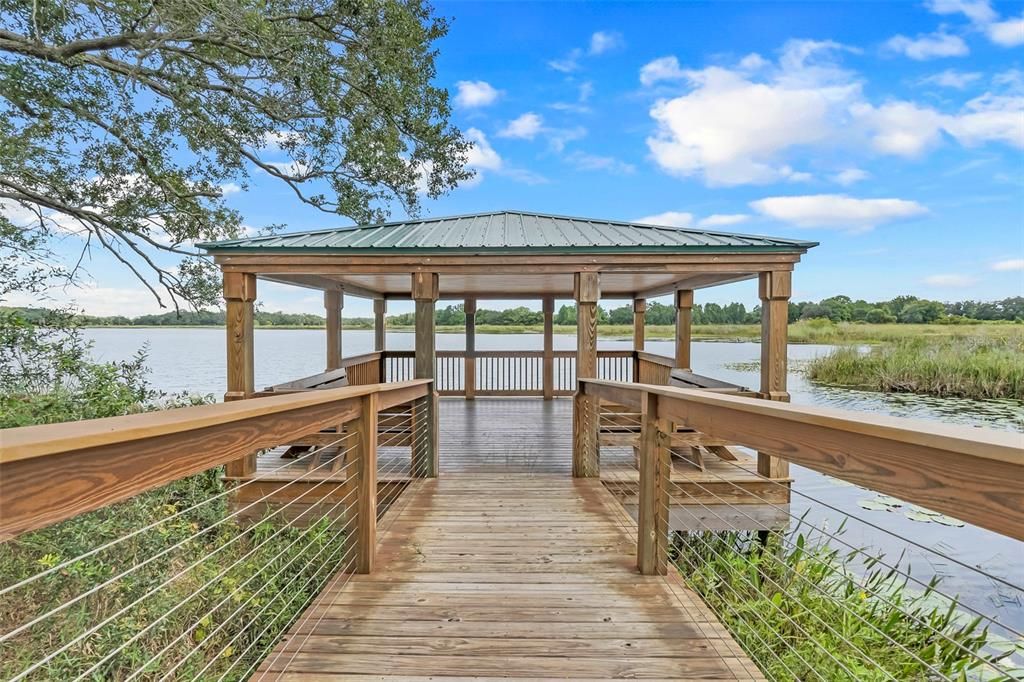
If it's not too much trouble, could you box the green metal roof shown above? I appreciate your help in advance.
[198,210,817,254]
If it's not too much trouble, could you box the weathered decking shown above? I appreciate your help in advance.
[253,474,765,680]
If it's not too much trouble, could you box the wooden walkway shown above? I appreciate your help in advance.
[254,474,764,680]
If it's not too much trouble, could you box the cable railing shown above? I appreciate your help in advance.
[0,380,434,681]
[576,378,1024,681]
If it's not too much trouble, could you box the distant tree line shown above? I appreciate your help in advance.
[6,295,1021,329]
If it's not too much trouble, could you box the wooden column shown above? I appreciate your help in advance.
[637,392,670,575]
[464,299,477,400]
[542,297,555,400]
[573,272,600,477]
[758,270,792,481]
[373,299,386,353]
[354,392,378,573]
[325,289,343,371]
[412,272,439,477]
[674,289,693,370]
[633,299,646,382]
[224,271,256,477]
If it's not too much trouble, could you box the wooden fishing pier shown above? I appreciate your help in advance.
[2,211,1021,681]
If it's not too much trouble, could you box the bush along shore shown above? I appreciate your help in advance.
[806,334,1024,400]
[671,528,1023,681]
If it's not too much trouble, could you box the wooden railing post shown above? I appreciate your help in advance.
[465,298,476,400]
[324,289,343,371]
[674,289,693,371]
[412,274,439,477]
[758,271,792,483]
[224,271,256,477]
[543,297,555,400]
[354,392,378,573]
[573,385,600,478]
[637,391,670,575]
[373,299,386,353]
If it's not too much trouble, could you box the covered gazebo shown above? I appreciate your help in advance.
[199,210,816,489]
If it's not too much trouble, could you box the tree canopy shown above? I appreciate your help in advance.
[0,0,469,308]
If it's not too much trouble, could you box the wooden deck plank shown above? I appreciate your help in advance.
[252,474,764,681]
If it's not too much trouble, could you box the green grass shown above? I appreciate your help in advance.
[806,335,1024,400]
[0,470,347,680]
[672,528,1022,681]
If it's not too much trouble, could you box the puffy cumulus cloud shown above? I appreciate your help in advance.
[454,80,502,108]
[832,168,871,186]
[919,69,983,88]
[750,194,928,232]
[924,273,978,286]
[498,113,544,140]
[644,40,857,186]
[987,14,1024,46]
[635,211,694,228]
[698,214,751,228]
[884,31,969,60]
[945,93,1024,148]
[589,31,624,55]
[640,56,686,86]
[850,101,947,156]
[219,182,241,196]
[926,0,1024,47]
[634,212,752,229]
[465,128,502,171]
[991,258,1024,271]
[417,128,547,193]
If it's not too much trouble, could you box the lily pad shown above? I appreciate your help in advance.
[904,510,936,523]
[873,495,904,508]
[857,499,892,511]
[931,514,966,527]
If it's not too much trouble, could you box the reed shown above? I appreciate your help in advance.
[806,335,1024,400]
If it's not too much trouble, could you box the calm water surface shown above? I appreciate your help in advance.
[84,328,1024,633]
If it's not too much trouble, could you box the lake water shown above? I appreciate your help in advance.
[83,328,1024,633]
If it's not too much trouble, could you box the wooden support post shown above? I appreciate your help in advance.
[542,297,554,400]
[224,271,256,477]
[674,289,693,371]
[573,273,600,477]
[464,298,476,400]
[412,273,439,477]
[633,299,646,382]
[354,392,378,573]
[637,392,670,575]
[758,271,792,482]
[325,289,343,371]
[373,299,386,353]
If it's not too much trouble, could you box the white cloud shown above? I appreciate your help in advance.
[589,31,623,55]
[546,126,587,152]
[924,273,978,286]
[548,48,583,73]
[698,214,751,228]
[564,151,635,174]
[454,80,501,108]
[646,41,857,186]
[945,93,1024,148]
[639,56,686,86]
[4,282,170,317]
[926,0,1024,47]
[750,194,928,231]
[832,168,871,186]
[261,130,302,150]
[266,161,311,178]
[219,182,241,196]
[987,14,1024,46]
[634,212,752,229]
[850,101,947,156]
[920,69,983,88]
[579,81,595,102]
[635,211,694,228]
[927,0,997,25]
[499,112,544,140]
[884,31,969,60]
[465,128,502,171]
[991,258,1024,271]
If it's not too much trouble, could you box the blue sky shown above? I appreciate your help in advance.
[19,0,1024,318]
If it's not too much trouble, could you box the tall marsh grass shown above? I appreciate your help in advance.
[807,335,1024,400]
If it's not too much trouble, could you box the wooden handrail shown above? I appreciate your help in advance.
[636,351,675,367]
[0,379,432,540]
[578,378,1024,541]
